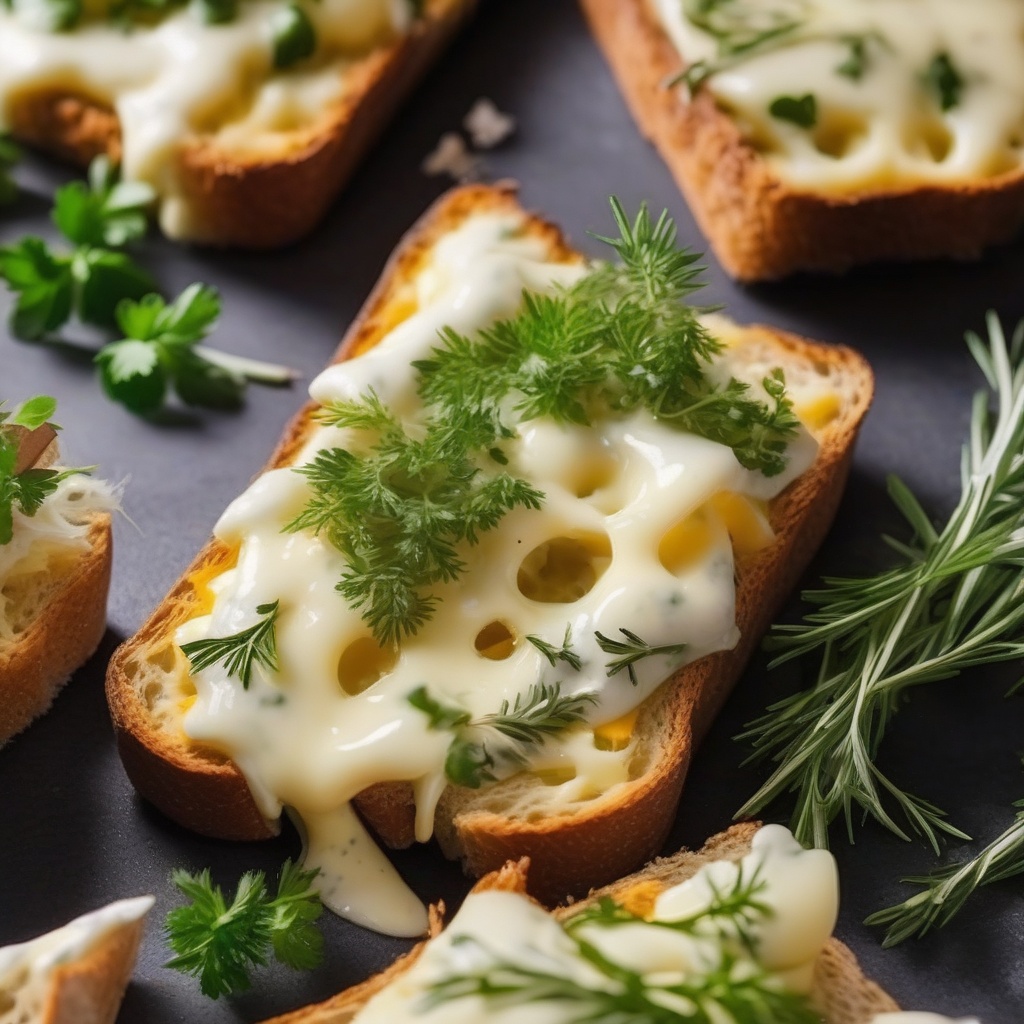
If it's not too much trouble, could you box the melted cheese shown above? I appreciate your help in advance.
[177,212,822,936]
[0,896,153,1024]
[0,0,410,239]
[653,0,1024,191]
[351,825,837,1023]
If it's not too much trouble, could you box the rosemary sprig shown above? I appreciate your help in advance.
[866,801,1024,946]
[739,315,1024,851]
[526,624,582,671]
[180,600,281,688]
[408,682,596,788]
[595,628,689,686]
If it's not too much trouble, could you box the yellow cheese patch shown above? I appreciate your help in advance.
[594,708,640,751]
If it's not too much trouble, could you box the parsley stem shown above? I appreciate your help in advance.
[194,346,298,385]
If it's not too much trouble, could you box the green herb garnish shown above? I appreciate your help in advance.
[180,599,281,688]
[925,51,963,111]
[835,34,869,80]
[595,628,689,686]
[768,93,817,128]
[271,2,316,68]
[739,315,1024,853]
[165,859,323,999]
[0,395,81,546]
[0,133,19,206]
[408,681,597,788]
[526,625,582,671]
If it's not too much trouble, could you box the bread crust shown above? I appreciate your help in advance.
[5,0,476,248]
[258,826,901,1024]
[0,513,112,746]
[105,185,872,904]
[578,0,1024,280]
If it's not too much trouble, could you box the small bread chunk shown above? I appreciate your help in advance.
[0,896,153,1024]
[579,0,1024,280]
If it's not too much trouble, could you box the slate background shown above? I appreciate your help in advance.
[2,1,1023,1020]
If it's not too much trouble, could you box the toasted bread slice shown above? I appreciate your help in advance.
[257,823,901,1024]
[0,434,114,747]
[0,895,153,1024]
[579,0,1024,280]
[105,184,872,908]
[1,0,475,246]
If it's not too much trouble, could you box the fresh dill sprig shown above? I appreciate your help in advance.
[421,932,818,1024]
[595,627,689,686]
[739,315,1024,851]
[180,600,281,688]
[565,861,770,954]
[866,801,1024,947]
[526,624,582,671]
[165,859,323,999]
[408,681,596,788]
[286,393,542,646]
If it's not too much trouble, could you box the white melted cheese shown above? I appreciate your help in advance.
[0,896,153,1024]
[653,0,1024,191]
[873,1016,981,1024]
[0,0,410,238]
[351,825,837,1023]
[0,473,118,643]
[178,212,819,937]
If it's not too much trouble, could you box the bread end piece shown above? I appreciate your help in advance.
[0,514,112,747]
[579,0,1024,280]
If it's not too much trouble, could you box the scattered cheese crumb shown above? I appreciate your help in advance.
[463,98,516,150]
[421,132,480,181]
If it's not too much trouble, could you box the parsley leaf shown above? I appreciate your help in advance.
[180,599,281,688]
[0,238,75,340]
[768,93,817,128]
[53,155,154,247]
[165,859,323,999]
[95,284,251,414]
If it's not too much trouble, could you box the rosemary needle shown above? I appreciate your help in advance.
[739,314,1024,852]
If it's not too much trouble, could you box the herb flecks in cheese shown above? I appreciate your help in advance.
[350,826,835,1024]
[0,0,414,238]
[658,0,1024,190]
[176,207,822,936]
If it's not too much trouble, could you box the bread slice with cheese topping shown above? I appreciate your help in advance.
[105,183,873,920]
[256,823,903,1024]
[579,0,1024,280]
[0,424,115,746]
[0,895,153,1024]
[0,0,476,246]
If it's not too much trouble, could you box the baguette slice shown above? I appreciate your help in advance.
[0,895,153,1024]
[257,823,900,1024]
[0,435,113,747]
[4,0,476,247]
[579,0,1024,280]
[105,183,872,905]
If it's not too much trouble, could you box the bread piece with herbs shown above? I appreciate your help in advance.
[105,183,872,936]
[0,0,476,246]
[0,396,116,746]
[580,0,1024,279]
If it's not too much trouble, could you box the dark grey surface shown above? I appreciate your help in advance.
[2,1,1023,1020]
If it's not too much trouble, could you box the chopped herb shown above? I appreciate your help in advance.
[768,93,817,128]
[835,34,869,80]
[595,628,689,686]
[526,624,582,671]
[271,2,317,68]
[925,51,963,111]
[165,859,323,999]
[180,599,281,688]
[683,0,806,58]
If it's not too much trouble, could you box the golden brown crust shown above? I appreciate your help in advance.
[259,829,899,1024]
[105,185,871,906]
[578,0,1024,280]
[7,0,476,248]
[40,910,147,1024]
[0,514,112,747]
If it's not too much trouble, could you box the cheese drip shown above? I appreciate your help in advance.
[653,0,1024,191]
[351,825,838,1022]
[0,0,409,239]
[178,212,819,936]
